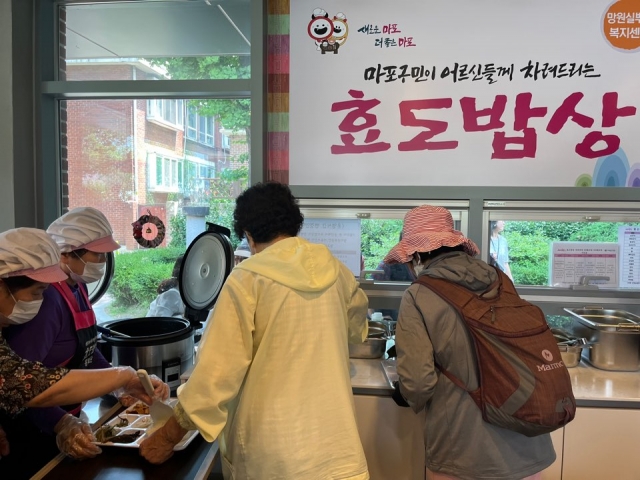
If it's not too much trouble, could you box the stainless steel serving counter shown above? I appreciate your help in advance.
[350,357,640,408]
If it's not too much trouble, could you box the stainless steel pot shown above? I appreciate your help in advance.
[564,307,640,371]
[558,344,583,368]
[102,317,194,392]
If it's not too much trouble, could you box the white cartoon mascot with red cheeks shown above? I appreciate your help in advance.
[308,8,333,50]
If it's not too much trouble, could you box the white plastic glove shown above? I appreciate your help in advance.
[112,367,170,405]
[54,414,102,459]
[117,394,138,407]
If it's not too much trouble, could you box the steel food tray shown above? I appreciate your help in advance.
[93,399,198,451]
[563,306,640,332]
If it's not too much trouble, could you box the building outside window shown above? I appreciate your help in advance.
[147,99,184,129]
[51,0,253,322]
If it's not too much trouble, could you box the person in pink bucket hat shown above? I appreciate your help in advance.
[386,205,554,480]
[4,208,128,469]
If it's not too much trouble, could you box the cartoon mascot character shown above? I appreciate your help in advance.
[307,8,333,50]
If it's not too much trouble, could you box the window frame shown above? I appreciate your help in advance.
[35,0,264,227]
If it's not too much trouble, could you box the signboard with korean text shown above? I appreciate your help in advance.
[299,218,362,276]
[550,242,619,288]
[289,1,640,187]
[618,225,640,287]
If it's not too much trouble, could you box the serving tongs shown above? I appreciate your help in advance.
[136,369,174,427]
[557,337,594,349]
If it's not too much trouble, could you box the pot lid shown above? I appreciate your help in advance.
[87,251,115,305]
[179,222,233,325]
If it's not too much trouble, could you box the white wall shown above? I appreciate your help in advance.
[0,0,16,231]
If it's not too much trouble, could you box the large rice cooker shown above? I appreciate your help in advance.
[93,223,233,393]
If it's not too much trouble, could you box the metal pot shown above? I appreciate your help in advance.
[558,344,583,368]
[349,338,387,359]
[102,317,194,392]
[564,307,640,371]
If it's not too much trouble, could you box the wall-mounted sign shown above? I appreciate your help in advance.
[550,242,619,288]
[290,1,640,187]
[618,225,640,287]
[299,218,362,276]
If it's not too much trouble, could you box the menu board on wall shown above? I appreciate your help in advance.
[549,242,619,288]
[618,226,640,287]
[299,218,362,276]
[289,1,640,187]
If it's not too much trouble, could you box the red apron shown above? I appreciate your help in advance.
[52,282,99,415]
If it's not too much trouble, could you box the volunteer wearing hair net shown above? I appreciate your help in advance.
[0,228,169,475]
[3,208,153,472]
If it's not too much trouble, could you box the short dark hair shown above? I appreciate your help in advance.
[3,275,39,294]
[490,221,498,231]
[233,182,304,243]
[171,255,184,278]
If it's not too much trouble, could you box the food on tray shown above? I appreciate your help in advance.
[134,416,153,428]
[110,431,143,444]
[94,418,129,443]
[126,402,150,414]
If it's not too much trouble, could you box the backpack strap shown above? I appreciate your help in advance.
[412,268,504,393]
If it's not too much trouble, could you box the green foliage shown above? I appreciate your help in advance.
[110,248,184,307]
[148,56,251,136]
[503,221,640,285]
[361,219,403,269]
[506,232,550,285]
[169,214,187,249]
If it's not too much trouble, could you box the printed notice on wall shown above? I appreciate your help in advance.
[618,226,640,288]
[299,218,362,276]
[550,242,619,288]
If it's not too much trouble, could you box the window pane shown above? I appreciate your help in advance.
[155,157,162,185]
[61,98,250,323]
[487,219,640,287]
[59,2,251,81]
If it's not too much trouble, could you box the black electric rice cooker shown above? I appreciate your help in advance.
[93,222,233,393]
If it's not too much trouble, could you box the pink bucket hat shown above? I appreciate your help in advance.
[383,205,479,264]
[47,207,120,253]
[0,228,68,283]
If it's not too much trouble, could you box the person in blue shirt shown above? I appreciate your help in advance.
[489,221,514,281]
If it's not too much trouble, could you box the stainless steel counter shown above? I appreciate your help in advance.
[351,357,640,408]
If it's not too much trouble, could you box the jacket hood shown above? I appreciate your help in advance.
[419,251,497,293]
[234,236,340,292]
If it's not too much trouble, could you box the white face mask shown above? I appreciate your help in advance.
[68,254,106,284]
[7,293,43,325]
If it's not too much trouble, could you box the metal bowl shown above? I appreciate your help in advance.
[349,338,387,359]
[558,344,583,368]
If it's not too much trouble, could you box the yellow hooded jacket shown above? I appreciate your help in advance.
[175,237,369,479]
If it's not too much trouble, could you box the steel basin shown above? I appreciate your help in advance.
[564,307,640,371]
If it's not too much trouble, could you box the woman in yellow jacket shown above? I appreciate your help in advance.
[141,182,370,480]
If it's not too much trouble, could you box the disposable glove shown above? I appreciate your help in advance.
[112,367,170,405]
[54,414,102,459]
[116,394,138,407]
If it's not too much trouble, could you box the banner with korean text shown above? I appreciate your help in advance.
[289,0,640,187]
